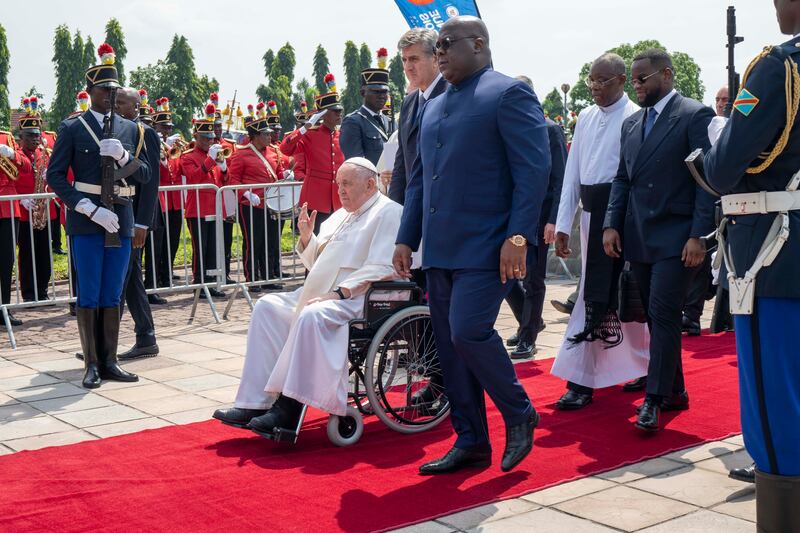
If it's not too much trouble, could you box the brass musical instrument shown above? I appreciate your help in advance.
[0,133,19,180]
[168,138,189,159]
[216,146,233,162]
[30,138,51,230]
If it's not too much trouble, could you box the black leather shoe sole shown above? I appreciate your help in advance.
[621,378,647,392]
[728,469,756,483]
[634,419,660,432]
[118,345,159,360]
[506,334,519,347]
[550,300,574,315]
[556,396,593,411]
[418,454,492,475]
[510,345,536,359]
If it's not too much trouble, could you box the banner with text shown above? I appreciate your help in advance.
[394,0,480,30]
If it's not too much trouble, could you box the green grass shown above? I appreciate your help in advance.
[49,219,300,280]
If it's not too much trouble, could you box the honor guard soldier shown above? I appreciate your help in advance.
[46,43,152,389]
[280,73,345,233]
[16,98,57,303]
[340,48,391,165]
[152,97,183,287]
[0,115,22,326]
[138,89,153,126]
[180,104,226,297]
[266,100,291,173]
[286,100,309,183]
[211,92,236,283]
[704,3,800,530]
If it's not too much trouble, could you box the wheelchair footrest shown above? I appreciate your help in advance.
[252,427,298,443]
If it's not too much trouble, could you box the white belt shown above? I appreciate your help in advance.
[721,190,800,215]
[74,182,136,197]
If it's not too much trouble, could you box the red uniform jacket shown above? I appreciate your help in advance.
[159,153,183,212]
[226,144,281,206]
[280,125,344,214]
[284,130,306,182]
[17,147,57,222]
[180,148,222,219]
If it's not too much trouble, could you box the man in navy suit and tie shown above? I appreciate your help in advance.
[394,16,551,474]
[603,49,715,431]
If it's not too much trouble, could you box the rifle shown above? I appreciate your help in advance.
[725,6,744,118]
[100,88,122,247]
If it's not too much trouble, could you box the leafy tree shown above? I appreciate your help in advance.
[129,60,178,107]
[165,34,203,135]
[387,52,406,121]
[270,43,296,86]
[262,49,274,79]
[342,41,361,113]
[359,43,372,72]
[569,39,705,114]
[51,25,77,124]
[82,37,95,75]
[0,24,10,129]
[256,74,293,131]
[71,31,86,98]
[104,18,127,85]
[542,88,565,119]
[312,44,330,94]
[292,78,317,113]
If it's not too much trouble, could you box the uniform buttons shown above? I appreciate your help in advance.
[430,207,436,213]
[436,142,442,149]
[443,112,449,118]
[648,183,653,188]
[650,210,655,215]
[432,174,439,181]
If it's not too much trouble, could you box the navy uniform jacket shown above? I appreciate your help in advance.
[604,93,716,262]
[540,118,568,231]
[132,123,161,229]
[46,110,151,238]
[705,37,800,298]
[388,77,448,205]
[396,66,551,270]
[339,105,389,165]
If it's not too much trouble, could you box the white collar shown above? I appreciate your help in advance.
[89,108,109,128]
[599,93,631,114]
[420,73,443,101]
[651,89,677,116]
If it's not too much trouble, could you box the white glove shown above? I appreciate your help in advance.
[20,199,32,211]
[283,169,295,181]
[75,198,119,233]
[41,138,48,149]
[0,144,15,159]
[99,138,126,162]
[208,144,222,160]
[300,110,327,134]
[217,160,227,172]
[243,191,261,206]
[165,134,181,148]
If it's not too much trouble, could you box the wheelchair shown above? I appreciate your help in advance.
[268,281,450,447]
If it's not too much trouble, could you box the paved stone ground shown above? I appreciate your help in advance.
[0,281,755,532]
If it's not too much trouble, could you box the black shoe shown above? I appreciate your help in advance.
[248,285,263,294]
[729,463,755,483]
[551,299,574,315]
[76,307,101,389]
[199,288,226,299]
[510,341,536,359]
[622,376,647,392]
[118,344,159,361]
[681,315,701,336]
[635,399,660,432]
[261,283,283,291]
[506,331,519,347]
[635,390,690,413]
[4,312,22,327]
[501,410,540,472]
[147,294,168,305]
[556,389,593,410]
[98,307,138,383]
[419,447,492,475]
[213,407,268,429]
[69,303,76,316]
[248,396,304,437]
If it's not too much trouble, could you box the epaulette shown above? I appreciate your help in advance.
[235,144,249,150]
[181,148,195,155]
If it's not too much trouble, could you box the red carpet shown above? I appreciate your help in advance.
[0,333,740,533]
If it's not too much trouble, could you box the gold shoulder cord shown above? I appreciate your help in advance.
[134,123,145,158]
[743,46,800,174]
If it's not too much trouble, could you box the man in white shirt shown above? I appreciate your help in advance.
[213,158,403,438]
[552,53,650,410]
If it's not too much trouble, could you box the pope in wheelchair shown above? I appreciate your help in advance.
[214,158,447,445]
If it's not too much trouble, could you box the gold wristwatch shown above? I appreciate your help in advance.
[508,235,527,247]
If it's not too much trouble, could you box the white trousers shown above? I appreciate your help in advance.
[234,287,364,416]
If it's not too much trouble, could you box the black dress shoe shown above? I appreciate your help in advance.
[411,383,442,406]
[729,463,756,483]
[506,331,519,347]
[621,376,647,392]
[199,288,226,299]
[248,396,304,437]
[556,389,593,410]
[213,407,268,429]
[501,411,540,472]
[635,399,660,432]
[248,285,263,294]
[147,294,168,305]
[510,341,536,359]
[551,299,574,315]
[635,390,689,413]
[419,447,492,475]
[118,344,159,360]
[5,312,22,326]
[261,283,283,291]
[681,315,701,336]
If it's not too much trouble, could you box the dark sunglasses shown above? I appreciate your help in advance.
[631,68,666,86]
[435,35,478,52]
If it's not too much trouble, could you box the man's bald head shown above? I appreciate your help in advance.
[442,15,490,44]
[437,16,491,85]
[116,87,141,121]
[592,53,626,76]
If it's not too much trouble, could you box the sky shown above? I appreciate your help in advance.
[2,0,785,113]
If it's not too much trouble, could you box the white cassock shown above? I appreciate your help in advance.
[234,192,402,416]
[551,95,650,388]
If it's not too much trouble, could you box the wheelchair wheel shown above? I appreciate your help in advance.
[327,406,364,447]
[364,306,450,434]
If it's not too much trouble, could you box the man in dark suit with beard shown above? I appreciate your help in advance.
[603,49,715,431]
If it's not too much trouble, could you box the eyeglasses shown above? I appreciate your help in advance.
[584,76,621,89]
[631,69,665,86]
[435,36,478,52]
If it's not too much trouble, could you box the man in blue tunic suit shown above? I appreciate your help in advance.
[394,16,551,474]
[47,44,152,389]
[704,1,800,529]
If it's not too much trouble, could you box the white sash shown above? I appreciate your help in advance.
[247,143,278,181]
[356,110,389,141]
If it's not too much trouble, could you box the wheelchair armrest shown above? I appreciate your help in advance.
[370,281,419,291]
